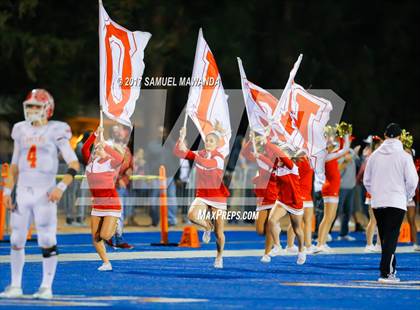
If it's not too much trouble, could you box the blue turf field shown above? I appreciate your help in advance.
[0,231,419,309]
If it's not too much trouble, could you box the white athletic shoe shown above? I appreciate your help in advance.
[324,244,334,252]
[202,230,211,244]
[260,254,271,263]
[286,245,298,254]
[378,274,400,284]
[98,262,112,271]
[269,245,283,257]
[214,258,223,269]
[0,286,23,299]
[304,245,317,254]
[313,244,333,254]
[337,235,356,241]
[296,252,307,265]
[364,244,376,253]
[32,287,53,300]
[413,244,420,252]
[327,234,333,242]
[373,244,382,252]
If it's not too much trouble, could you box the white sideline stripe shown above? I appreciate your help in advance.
[282,282,420,290]
[0,240,266,249]
[0,296,208,307]
[0,246,417,263]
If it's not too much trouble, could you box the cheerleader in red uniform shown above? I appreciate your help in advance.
[264,140,307,265]
[286,154,315,253]
[315,132,350,253]
[411,157,420,251]
[82,127,124,271]
[173,127,230,268]
[401,131,419,251]
[363,136,383,252]
[242,132,279,263]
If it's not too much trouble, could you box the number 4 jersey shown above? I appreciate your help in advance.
[11,121,78,188]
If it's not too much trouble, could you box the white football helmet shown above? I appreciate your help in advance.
[23,89,55,122]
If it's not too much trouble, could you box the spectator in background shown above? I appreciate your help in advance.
[228,136,250,224]
[412,159,420,251]
[176,153,191,223]
[363,136,383,252]
[402,147,419,251]
[132,148,147,224]
[146,126,178,227]
[107,124,133,249]
[336,146,359,241]
[58,154,78,226]
[0,121,12,163]
[354,136,374,230]
[73,131,92,226]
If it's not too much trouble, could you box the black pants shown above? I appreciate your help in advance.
[313,191,324,238]
[373,207,406,277]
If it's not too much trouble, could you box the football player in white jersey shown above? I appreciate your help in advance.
[0,89,80,300]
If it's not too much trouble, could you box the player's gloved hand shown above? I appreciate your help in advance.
[2,194,15,210]
[48,187,64,203]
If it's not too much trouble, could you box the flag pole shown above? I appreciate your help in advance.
[98,0,104,142]
[182,28,203,141]
[251,131,258,155]
[99,109,105,141]
[238,57,258,154]
[273,54,303,119]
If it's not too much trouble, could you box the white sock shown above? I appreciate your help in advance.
[40,256,58,289]
[11,249,25,288]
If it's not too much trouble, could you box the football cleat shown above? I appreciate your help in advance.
[114,242,134,250]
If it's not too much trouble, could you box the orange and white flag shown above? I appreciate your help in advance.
[99,1,151,127]
[273,54,332,179]
[237,57,277,135]
[186,29,231,156]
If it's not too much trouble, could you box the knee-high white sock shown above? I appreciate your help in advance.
[11,248,25,288]
[40,256,58,289]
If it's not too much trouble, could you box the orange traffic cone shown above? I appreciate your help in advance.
[398,222,411,243]
[179,226,200,248]
[27,225,33,240]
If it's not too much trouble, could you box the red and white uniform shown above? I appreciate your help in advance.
[408,158,419,208]
[265,142,303,215]
[82,133,123,218]
[242,141,278,211]
[10,120,77,248]
[322,139,350,204]
[174,142,230,210]
[322,158,341,203]
[297,157,314,208]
